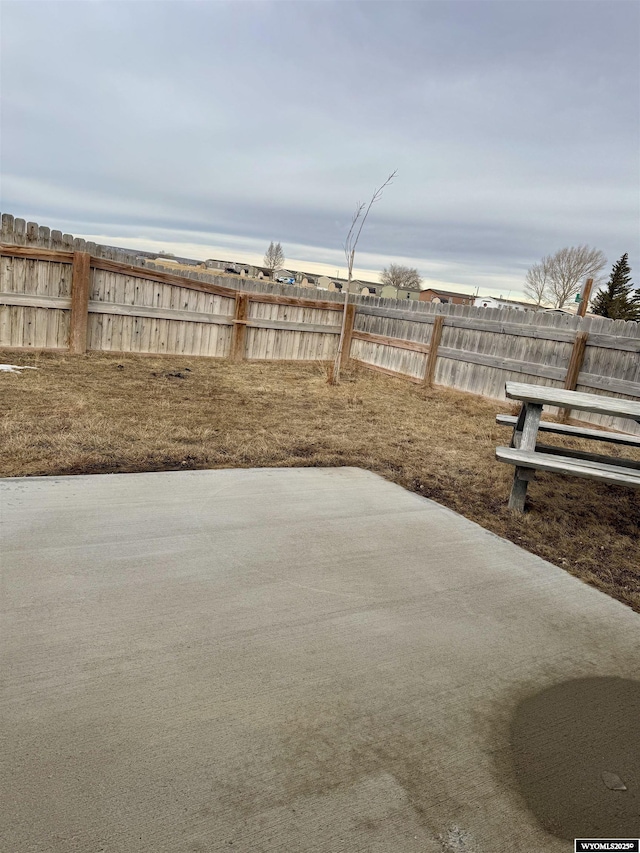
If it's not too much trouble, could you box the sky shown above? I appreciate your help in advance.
[1,0,639,297]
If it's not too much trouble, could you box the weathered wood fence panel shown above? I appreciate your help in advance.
[241,280,342,362]
[572,315,640,433]
[2,213,639,434]
[87,267,236,357]
[349,294,640,433]
[0,251,72,349]
[435,306,577,399]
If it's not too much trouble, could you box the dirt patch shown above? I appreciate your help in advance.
[511,677,640,839]
[1,349,638,611]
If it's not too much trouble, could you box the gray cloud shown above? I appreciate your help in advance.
[2,0,638,294]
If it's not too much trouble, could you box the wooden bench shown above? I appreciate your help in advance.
[496,447,640,506]
[495,384,640,511]
[496,415,640,504]
[496,414,640,448]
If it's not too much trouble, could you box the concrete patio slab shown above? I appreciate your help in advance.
[1,467,639,852]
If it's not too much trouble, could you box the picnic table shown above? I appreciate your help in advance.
[495,382,640,512]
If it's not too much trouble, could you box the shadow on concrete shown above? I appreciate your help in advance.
[511,677,640,839]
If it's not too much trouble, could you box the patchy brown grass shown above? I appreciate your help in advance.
[2,350,638,611]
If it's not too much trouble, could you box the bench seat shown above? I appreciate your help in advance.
[496,446,640,489]
[496,414,640,447]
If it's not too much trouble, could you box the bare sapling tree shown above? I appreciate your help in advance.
[380,263,422,293]
[525,245,606,308]
[330,169,397,385]
[264,241,285,277]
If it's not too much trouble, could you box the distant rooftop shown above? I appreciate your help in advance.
[422,287,474,299]
[477,295,538,308]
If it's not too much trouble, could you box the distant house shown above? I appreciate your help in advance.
[318,278,346,293]
[379,285,399,300]
[274,269,295,284]
[254,266,273,279]
[321,276,378,295]
[311,275,375,294]
[201,259,262,278]
[292,272,319,288]
[378,285,420,300]
[351,279,380,296]
[419,288,474,306]
[243,265,264,279]
[474,295,536,311]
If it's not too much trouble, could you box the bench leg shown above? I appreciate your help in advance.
[508,466,535,512]
[512,402,542,450]
[511,404,528,448]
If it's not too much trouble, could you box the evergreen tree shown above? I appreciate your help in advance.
[591,254,640,321]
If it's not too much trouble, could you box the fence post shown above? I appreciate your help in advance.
[423,314,444,388]
[230,292,249,361]
[577,278,593,318]
[69,251,91,353]
[561,330,588,422]
[339,303,356,369]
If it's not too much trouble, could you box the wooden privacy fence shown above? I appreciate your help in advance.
[2,213,640,435]
[0,244,345,363]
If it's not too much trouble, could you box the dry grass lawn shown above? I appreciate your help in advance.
[2,349,639,612]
